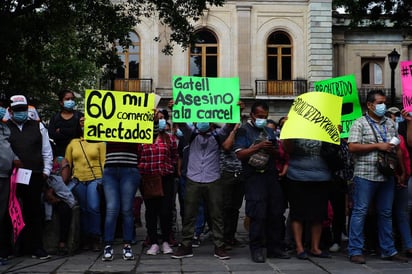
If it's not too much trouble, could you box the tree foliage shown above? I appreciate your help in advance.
[0,0,224,119]
[333,0,412,29]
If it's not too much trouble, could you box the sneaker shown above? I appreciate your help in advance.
[171,245,193,259]
[214,246,230,260]
[162,242,173,254]
[122,245,134,260]
[32,248,51,260]
[192,236,201,248]
[146,244,160,255]
[329,243,340,252]
[102,245,114,261]
[341,233,349,241]
[382,253,408,263]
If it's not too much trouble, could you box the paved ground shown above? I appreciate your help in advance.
[1,202,412,273]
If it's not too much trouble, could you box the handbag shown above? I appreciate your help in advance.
[377,151,398,177]
[140,174,164,199]
[366,118,398,177]
[247,128,272,170]
[248,150,270,170]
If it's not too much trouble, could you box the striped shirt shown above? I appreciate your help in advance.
[104,122,159,167]
[104,142,139,167]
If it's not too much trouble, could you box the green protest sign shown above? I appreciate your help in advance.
[314,74,362,138]
[172,76,240,123]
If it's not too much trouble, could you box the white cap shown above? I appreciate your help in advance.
[10,95,28,109]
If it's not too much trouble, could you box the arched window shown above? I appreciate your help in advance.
[361,60,383,86]
[267,31,292,80]
[115,32,140,79]
[189,29,218,77]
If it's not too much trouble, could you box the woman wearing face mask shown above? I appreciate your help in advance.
[48,89,84,157]
[137,109,178,256]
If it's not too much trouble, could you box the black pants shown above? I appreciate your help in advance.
[221,170,245,241]
[54,202,72,243]
[144,174,174,244]
[16,173,45,253]
[329,177,347,244]
[245,171,285,252]
[0,177,12,257]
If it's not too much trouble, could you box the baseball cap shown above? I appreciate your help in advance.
[386,107,400,114]
[10,95,28,110]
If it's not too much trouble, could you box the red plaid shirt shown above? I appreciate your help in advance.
[137,133,178,176]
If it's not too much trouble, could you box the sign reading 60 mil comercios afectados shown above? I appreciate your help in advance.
[84,89,155,144]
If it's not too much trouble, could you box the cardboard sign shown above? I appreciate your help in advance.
[401,60,412,112]
[84,89,155,144]
[314,74,362,138]
[9,169,25,243]
[280,92,342,144]
[172,76,240,123]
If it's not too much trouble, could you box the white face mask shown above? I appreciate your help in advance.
[254,118,267,128]
[373,103,386,117]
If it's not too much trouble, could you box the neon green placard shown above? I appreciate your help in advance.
[84,89,155,144]
[314,74,362,138]
[280,92,342,145]
[172,76,240,123]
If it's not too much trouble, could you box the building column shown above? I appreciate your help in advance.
[236,5,252,95]
[307,0,333,88]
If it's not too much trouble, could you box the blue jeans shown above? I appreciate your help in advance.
[102,167,140,245]
[71,178,102,236]
[393,177,412,250]
[348,176,397,257]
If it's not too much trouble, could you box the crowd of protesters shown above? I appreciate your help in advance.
[1,90,412,265]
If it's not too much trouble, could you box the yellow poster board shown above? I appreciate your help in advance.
[280,92,342,144]
[84,89,155,144]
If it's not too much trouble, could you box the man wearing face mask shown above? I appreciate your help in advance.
[7,95,53,260]
[347,90,407,264]
[233,100,289,263]
[171,102,235,260]
[48,89,84,157]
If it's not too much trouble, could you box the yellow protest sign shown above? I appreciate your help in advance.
[84,89,155,144]
[280,92,342,144]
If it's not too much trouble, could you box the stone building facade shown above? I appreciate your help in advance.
[108,0,412,120]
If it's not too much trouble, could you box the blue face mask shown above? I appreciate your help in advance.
[196,122,210,133]
[158,119,167,131]
[13,111,28,123]
[374,103,386,117]
[254,118,267,129]
[63,100,75,110]
[176,128,183,137]
[0,107,6,119]
[395,116,404,123]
